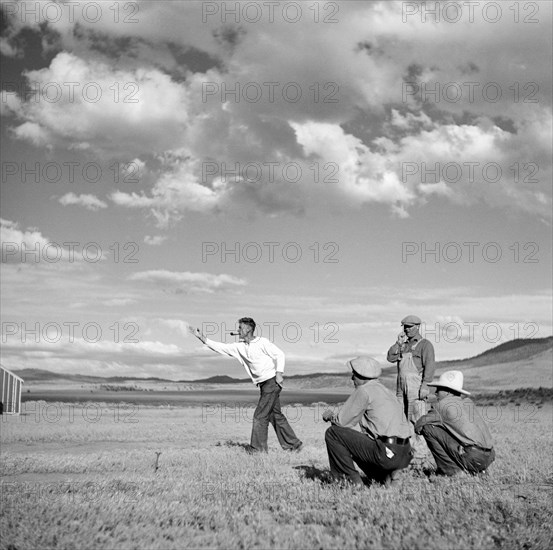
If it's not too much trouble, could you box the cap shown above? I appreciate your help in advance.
[401,315,422,325]
[347,356,382,379]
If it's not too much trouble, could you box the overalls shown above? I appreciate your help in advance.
[396,340,428,458]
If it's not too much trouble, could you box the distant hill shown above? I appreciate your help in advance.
[6,365,349,384]
[437,336,553,369]
[188,375,248,384]
[6,337,552,388]
[6,368,174,384]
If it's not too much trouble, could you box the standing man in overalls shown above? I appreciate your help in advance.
[387,315,436,460]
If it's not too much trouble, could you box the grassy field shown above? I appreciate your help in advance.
[1,396,552,550]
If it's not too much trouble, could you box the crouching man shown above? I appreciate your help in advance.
[415,370,495,476]
[323,356,412,486]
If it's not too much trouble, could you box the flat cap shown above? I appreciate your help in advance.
[401,315,422,325]
[347,356,382,379]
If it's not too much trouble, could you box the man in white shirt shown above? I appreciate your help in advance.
[190,317,303,453]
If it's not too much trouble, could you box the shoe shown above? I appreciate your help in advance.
[289,442,303,452]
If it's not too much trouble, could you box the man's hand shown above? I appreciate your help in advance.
[275,372,284,387]
[419,382,430,400]
[188,326,206,343]
[397,332,407,346]
[322,410,334,422]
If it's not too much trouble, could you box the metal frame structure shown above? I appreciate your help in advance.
[0,365,23,414]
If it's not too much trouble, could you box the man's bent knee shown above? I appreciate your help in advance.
[420,424,443,439]
[325,425,339,443]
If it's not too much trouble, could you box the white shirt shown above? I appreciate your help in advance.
[204,336,285,385]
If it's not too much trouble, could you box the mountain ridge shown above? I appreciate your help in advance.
[5,336,552,383]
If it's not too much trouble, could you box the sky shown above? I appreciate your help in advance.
[0,0,552,380]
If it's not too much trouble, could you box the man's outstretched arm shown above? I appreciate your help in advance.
[189,326,207,344]
[188,326,239,358]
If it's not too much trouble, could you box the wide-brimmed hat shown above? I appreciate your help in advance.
[347,356,381,379]
[428,370,470,395]
[401,315,422,325]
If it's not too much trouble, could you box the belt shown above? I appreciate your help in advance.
[378,435,410,446]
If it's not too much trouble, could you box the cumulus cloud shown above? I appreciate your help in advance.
[128,270,247,294]
[0,91,23,117]
[11,121,51,147]
[1,218,65,263]
[0,36,22,57]
[0,218,107,264]
[111,158,224,227]
[58,192,108,210]
[8,51,190,156]
[291,121,414,209]
[2,0,550,220]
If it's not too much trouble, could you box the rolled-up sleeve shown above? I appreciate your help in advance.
[333,388,369,428]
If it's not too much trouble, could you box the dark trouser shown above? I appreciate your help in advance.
[251,377,302,452]
[325,425,412,485]
[420,424,495,476]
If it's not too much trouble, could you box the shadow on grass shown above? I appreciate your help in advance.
[409,460,437,479]
[295,463,435,488]
[294,465,334,484]
[294,465,382,487]
[215,440,257,453]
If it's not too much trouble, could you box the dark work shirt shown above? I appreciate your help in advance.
[387,334,436,383]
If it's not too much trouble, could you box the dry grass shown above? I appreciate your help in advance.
[1,399,552,550]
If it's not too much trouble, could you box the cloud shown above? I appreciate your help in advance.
[111,158,224,227]
[11,121,51,147]
[418,181,454,197]
[291,120,414,209]
[128,270,247,294]
[157,319,190,337]
[144,235,167,246]
[1,337,185,369]
[0,219,112,266]
[58,192,108,211]
[0,36,22,57]
[2,1,550,221]
[1,218,69,263]
[0,91,23,117]
[101,298,136,307]
[7,51,191,156]
[395,118,552,218]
